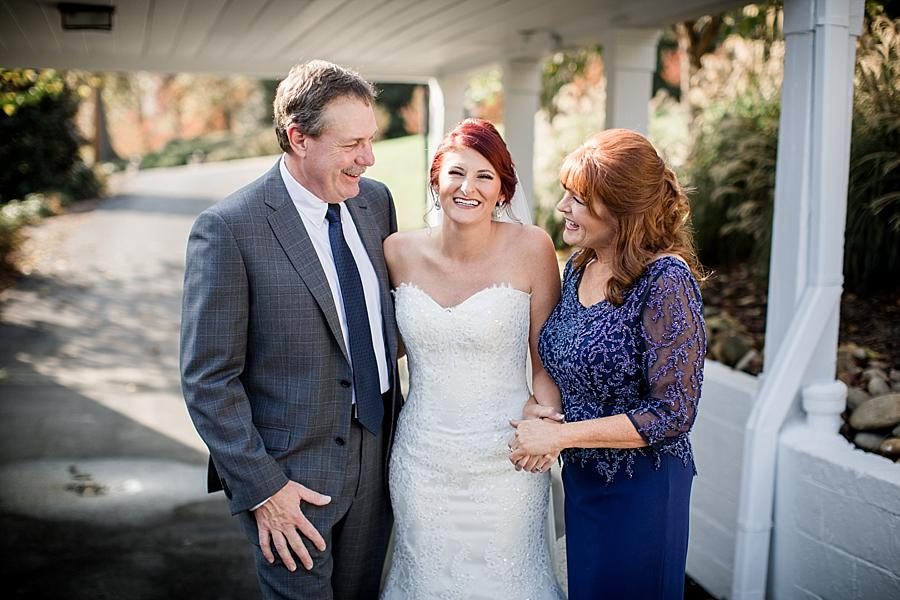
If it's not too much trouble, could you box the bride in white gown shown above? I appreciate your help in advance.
[380,119,564,599]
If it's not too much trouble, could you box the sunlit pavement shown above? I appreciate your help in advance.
[0,157,280,600]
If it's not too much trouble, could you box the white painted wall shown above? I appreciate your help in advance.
[688,362,900,599]
[771,424,900,600]
[688,361,759,599]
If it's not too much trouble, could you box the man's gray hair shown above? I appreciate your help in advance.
[273,60,377,153]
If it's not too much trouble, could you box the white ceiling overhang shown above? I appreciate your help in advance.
[1,0,746,81]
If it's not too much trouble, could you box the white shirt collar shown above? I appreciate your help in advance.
[279,154,329,229]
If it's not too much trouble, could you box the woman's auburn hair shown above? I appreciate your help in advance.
[560,128,705,305]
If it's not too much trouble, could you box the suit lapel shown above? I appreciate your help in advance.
[263,164,349,362]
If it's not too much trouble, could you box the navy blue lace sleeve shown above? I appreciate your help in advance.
[626,268,706,447]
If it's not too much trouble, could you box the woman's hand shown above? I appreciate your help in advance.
[522,395,564,422]
[509,418,564,464]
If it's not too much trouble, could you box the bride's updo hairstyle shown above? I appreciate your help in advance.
[560,128,704,305]
[430,118,517,206]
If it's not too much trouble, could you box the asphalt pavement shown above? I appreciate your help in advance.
[0,156,282,600]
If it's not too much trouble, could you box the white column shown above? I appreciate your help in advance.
[426,73,469,222]
[603,28,661,134]
[731,1,864,599]
[502,57,541,212]
[427,73,469,165]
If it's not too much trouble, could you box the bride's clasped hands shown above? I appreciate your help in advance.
[508,395,565,473]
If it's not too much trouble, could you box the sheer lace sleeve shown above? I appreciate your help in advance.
[627,265,706,447]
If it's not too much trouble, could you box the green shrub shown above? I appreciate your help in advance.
[0,193,61,270]
[0,69,102,204]
[681,36,783,271]
[682,14,900,292]
[844,13,900,292]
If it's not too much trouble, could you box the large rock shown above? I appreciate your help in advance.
[849,394,900,430]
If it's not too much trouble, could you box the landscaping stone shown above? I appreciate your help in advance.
[862,367,889,383]
[849,393,900,430]
[837,344,863,380]
[734,349,761,373]
[846,387,871,412]
[878,437,900,459]
[715,333,752,366]
[867,376,892,396]
[853,432,888,452]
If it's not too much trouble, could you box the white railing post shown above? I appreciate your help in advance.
[732,1,864,598]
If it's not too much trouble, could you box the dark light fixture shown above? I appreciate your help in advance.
[57,2,115,31]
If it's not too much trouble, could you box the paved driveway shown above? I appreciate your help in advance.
[0,156,281,600]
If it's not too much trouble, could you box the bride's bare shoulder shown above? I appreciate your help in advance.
[385,228,432,250]
[502,223,555,257]
[385,229,435,268]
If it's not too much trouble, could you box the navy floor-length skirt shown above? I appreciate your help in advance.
[563,453,694,600]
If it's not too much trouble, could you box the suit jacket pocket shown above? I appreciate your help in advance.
[256,425,291,452]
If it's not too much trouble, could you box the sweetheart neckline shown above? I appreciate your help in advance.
[395,282,530,311]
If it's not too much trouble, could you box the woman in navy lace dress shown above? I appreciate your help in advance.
[510,129,706,599]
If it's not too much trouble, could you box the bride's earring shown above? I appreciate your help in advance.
[492,200,506,219]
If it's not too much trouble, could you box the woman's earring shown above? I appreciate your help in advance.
[492,200,506,219]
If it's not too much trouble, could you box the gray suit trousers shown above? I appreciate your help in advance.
[239,419,391,600]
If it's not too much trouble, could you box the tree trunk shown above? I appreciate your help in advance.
[92,80,120,163]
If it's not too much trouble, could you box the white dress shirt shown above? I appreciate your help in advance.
[278,155,390,397]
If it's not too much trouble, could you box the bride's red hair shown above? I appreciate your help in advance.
[430,118,518,205]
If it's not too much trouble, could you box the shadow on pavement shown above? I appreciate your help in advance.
[0,361,260,600]
[1,265,261,600]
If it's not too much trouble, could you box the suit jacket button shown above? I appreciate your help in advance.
[339,380,352,388]
[334,437,346,446]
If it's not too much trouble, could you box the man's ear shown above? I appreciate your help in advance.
[287,124,309,157]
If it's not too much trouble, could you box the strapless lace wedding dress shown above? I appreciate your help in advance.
[381,284,563,600]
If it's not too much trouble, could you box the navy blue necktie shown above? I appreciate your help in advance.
[325,203,383,434]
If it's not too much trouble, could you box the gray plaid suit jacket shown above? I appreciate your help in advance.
[180,160,401,517]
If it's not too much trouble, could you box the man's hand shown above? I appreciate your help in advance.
[253,481,332,572]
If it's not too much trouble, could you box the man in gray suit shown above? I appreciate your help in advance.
[180,60,400,599]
